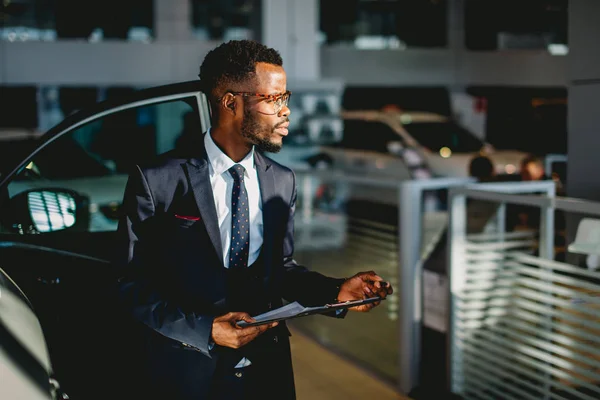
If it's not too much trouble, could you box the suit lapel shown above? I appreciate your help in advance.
[184,146,275,271]
[255,151,275,274]
[185,151,224,266]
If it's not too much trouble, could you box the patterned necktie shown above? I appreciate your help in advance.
[228,164,250,268]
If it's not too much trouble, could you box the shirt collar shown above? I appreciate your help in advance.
[204,129,255,178]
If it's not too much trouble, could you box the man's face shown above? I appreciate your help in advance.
[240,62,290,153]
[521,162,544,181]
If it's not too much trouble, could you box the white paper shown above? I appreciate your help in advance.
[250,301,309,324]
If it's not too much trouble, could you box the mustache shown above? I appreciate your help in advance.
[274,118,289,128]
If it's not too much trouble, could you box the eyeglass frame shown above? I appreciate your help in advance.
[227,90,292,115]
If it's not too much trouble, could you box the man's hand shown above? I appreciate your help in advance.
[337,271,394,312]
[211,312,278,349]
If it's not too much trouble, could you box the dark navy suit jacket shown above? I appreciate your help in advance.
[115,137,344,398]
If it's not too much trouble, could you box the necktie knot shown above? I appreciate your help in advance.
[229,164,245,182]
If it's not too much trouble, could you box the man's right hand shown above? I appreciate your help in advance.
[211,312,278,349]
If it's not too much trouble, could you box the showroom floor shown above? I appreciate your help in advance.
[290,327,409,400]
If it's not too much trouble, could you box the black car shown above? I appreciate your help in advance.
[0,81,212,398]
[0,266,70,399]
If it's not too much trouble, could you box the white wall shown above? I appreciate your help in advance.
[0,0,567,88]
[321,47,567,87]
[0,41,219,86]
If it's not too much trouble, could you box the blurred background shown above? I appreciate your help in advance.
[3,1,600,400]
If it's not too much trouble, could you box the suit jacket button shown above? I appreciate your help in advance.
[273,335,278,343]
[268,302,272,310]
[235,371,243,378]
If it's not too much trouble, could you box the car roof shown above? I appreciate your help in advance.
[339,109,448,123]
[390,111,449,124]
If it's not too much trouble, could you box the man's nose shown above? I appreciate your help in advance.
[279,104,291,118]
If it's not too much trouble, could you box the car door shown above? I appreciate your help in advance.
[0,81,211,398]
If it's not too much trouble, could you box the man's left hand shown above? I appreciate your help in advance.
[337,271,394,312]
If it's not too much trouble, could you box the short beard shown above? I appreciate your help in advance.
[241,108,283,153]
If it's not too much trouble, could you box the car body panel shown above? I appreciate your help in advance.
[0,268,54,400]
[424,149,525,178]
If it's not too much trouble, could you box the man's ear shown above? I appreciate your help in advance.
[221,93,236,115]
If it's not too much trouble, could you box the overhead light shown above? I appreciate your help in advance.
[400,114,412,124]
[439,147,452,158]
[547,44,569,56]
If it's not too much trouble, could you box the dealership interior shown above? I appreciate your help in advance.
[2,1,600,399]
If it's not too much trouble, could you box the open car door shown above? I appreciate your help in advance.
[0,81,211,398]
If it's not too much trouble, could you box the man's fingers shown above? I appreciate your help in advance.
[363,274,384,285]
[376,282,393,296]
[240,315,256,323]
[360,271,378,280]
[238,323,269,337]
[237,325,269,346]
[228,312,254,323]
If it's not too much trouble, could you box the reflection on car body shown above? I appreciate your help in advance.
[0,268,67,399]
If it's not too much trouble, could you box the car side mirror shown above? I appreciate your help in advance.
[6,188,90,234]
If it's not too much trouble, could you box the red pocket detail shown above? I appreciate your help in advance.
[174,214,201,221]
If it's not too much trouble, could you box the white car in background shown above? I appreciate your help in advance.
[387,111,527,178]
[279,110,526,180]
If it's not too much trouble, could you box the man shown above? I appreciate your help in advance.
[468,154,495,182]
[520,154,546,181]
[116,40,393,400]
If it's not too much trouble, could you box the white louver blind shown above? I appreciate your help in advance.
[452,232,600,400]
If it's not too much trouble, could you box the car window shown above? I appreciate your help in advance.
[336,120,403,153]
[4,97,201,234]
[404,121,484,153]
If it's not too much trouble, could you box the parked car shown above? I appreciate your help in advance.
[387,110,527,178]
[285,110,526,180]
[0,81,212,398]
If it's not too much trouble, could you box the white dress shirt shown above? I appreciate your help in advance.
[204,130,263,368]
[204,130,263,268]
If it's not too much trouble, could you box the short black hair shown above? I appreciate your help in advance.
[198,40,283,100]
[469,155,494,180]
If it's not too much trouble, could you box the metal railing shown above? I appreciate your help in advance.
[292,170,473,394]
[545,154,568,178]
[448,180,600,400]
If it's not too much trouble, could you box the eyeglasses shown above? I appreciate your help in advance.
[229,91,292,115]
